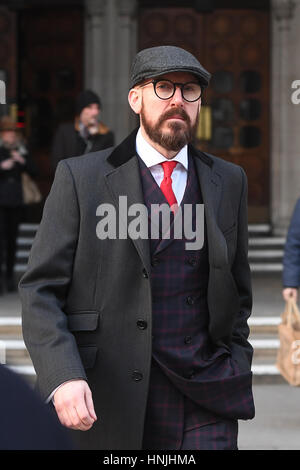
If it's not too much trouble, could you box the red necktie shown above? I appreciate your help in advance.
[160,161,178,210]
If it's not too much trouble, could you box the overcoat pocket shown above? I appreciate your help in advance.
[67,312,100,369]
[67,311,100,331]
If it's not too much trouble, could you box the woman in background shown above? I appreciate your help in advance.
[0,116,37,293]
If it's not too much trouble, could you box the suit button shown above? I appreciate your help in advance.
[187,369,195,379]
[186,296,195,305]
[188,258,197,267]
[151,257,159,267]
[184,335,192,344]
[132,370,143,382]
[137,319,148,330]
[142,268,148,278]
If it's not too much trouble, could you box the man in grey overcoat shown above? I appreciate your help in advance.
[19,46,254,450]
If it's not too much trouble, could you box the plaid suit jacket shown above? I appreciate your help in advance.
[139,155,254,449]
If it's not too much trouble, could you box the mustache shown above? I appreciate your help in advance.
[159,107,190,125]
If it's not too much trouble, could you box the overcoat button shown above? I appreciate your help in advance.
[137,320,148,330]
[188,258,197,266]
[132,370,143,381]
[187,370,195,379]
[186,296,195,305]
[184,335,192,344]
[142,268,148,278]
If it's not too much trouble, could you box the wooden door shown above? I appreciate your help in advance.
[139,7,270,222]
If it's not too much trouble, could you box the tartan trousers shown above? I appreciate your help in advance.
[180,420,238,450]
[142,361,238,451]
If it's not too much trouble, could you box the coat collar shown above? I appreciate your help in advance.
[107,127,214,169]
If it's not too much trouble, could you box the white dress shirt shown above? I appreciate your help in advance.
[136,128,188,205]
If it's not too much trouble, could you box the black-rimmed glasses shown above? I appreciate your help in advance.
[139,79,202,102]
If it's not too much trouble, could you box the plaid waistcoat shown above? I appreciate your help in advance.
[138,154,254,449]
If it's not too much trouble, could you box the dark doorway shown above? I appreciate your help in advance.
[18,5,84,218]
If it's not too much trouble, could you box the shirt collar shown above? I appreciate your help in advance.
[136,128,188,171]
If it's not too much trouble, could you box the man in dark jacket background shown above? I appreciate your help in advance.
[51,89,114,171]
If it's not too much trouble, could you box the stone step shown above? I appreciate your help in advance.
[0,316,282,338]
[1,338,280,360]
[249,250,284,258]
[249,237,285,246]
[0,339,30,361]
[250,263,283,272]
[248,224,271,235]
[252,364,285,384]
[16,249,31,261]
[7,364,36,386]
[18,223,39,233]
[0,297,286,384]
[16,236,35,247]
[6,361,286,386]
[249,316,281,334]
[0,317,22,336]
[251,338,280,358]
[14,223,287,275]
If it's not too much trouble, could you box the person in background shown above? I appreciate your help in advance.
[0,116,37,294]
[51,89,115,170]
[282,198,300,302]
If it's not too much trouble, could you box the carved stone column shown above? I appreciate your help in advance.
[84,0,107,96]
[271,0,297,234]
[115,0,138,141]
[84,0,137,143]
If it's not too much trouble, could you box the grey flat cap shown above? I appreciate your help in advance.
[130,45,211,89]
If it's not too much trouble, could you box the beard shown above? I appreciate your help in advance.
[140,103,199,152]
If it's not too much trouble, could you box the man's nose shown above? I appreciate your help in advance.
[170,85,184,106]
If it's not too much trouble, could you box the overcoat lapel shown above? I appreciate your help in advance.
[191,147,228,268]
[104,130,151,275]
[191,146,240,342]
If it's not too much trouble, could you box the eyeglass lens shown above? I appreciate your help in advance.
[154,80,201,102]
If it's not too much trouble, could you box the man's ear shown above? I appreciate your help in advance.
[128,88,142,115]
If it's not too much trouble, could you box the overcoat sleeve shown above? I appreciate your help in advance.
[19,160,87,400]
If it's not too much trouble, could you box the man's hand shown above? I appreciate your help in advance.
[282,287,298,302]
[11,150,25,164]
[53,380,97,431]
[1,158,15,170]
